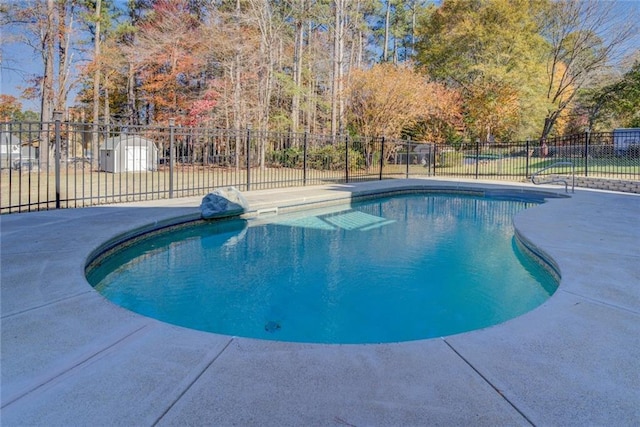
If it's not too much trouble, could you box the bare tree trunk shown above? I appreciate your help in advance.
[383,0,390,62]
[55,0,73,114]
[41,0,55,121]
[252,0,275,168]
[411,1,416,55]
[104,84,110,128]
[92,0,101,163]
[127,63,136,125]
[40,0,56,168]
[305,20,314,133]
[291,0,305,133]
[331,0,344,137]
[309,77,317,134]
[233,0,241,170]
[355,0,364,69]
[393,34,398,65]
[337,1,345,137]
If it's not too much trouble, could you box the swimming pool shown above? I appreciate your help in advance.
[87,192,558,344]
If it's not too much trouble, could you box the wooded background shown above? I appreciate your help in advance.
[1,0,638,144]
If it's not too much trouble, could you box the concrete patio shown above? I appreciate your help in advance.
[1,178,639,426]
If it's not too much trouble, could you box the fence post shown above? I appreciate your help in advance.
[344,134,349,183]
[405,140,410,178]
[303,131,308,186]
[379,136,385,180]
[475,138,480,179]
[584,128,590,177]
[525,139,530,178]
[169,118,175,198]
[246,126,251,191]
[53,111,62,209]
[433,144,438,176]
[431,143,436,175]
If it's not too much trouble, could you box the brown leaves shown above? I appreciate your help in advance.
[345,63,462,141]
[127,0,207,123]
[0,95,23,121]
[465,79,521,141]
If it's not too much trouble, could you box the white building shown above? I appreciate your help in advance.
[0,130,37,169]
[99,135,159,173]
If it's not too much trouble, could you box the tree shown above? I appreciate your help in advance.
[539,0,638,138]
[301,0,334,134]
[570,58,640,131]
[5,0,80,165]
[345,62,452,139]
[0,95,23,121]
[331,0,346,136]
[77,0,118,161]
[465,80,520,141]
[0,95,39,123]
[127,0,207,124]
[202,0,260,131]
[410,81,463,143]
[369,0,429,64]
[15,0,78,121]
[92,0,102,130]
[414,0,550,141]
[607,60,640,127]
[290,0,306,133]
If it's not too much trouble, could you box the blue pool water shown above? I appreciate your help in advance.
[87,193,558,344]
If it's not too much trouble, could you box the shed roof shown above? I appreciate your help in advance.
[102,135,157,150]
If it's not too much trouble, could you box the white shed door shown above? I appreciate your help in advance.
[126,147,147,171]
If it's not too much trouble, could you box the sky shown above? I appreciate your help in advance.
[1,0,639,114]
[1,29,45,111]
[2,49,44,111]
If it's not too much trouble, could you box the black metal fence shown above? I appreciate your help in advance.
[1,120,638,213]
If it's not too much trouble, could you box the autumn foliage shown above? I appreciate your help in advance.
[346,63,462,142]
[5,0,636,139]
[0,95,23,121]
[127,0,209,124]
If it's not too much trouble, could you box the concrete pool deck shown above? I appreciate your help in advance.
[1,178,639,426]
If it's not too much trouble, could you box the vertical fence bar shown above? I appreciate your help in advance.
[475,138,480,179]
[20,123,25,210]
[246,126,251,191]
[6,123,14,211]
[53,111,62,209]
[431,143,436,176]
[379,137,385,180]
[105,125,111,204]
[525,139,530,178]
[584,129,590,177]
[405,141,410,178]
[344,134,350,183]
[303,131,308,186]
[169,119,175,198]
[6,122,14,211]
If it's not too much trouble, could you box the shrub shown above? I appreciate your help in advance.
[439,150,464,167]
[308,144,365,171]
[267,147,303,168]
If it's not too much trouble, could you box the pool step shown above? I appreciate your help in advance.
[256,207,279,216]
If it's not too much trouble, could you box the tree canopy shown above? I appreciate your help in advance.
[2,0,638,142]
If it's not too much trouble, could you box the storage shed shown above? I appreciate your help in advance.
[1,131,37,169]
[99,135,158,173]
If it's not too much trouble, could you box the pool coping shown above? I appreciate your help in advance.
[1,178,639,425]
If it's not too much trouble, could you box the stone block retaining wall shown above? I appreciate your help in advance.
[551,175,640,194]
